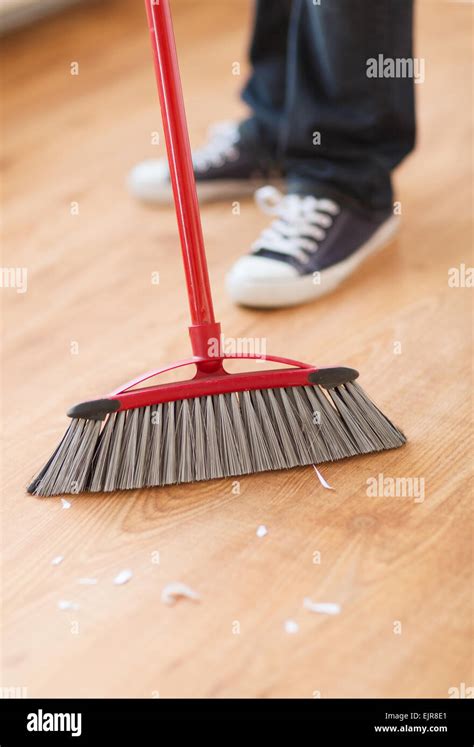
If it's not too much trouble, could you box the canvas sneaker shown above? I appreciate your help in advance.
[225,186,400,308]
[128,120,282,204]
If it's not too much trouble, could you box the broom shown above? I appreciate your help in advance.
[27,0,406,497]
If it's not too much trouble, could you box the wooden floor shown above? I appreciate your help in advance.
[1,0,472,698]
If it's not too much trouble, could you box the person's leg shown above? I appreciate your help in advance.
[129,0,291,205]
[240,0,293,151]
[282,0,416,209]
[226,0,417,308]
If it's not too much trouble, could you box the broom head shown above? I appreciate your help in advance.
[27,352,406,497]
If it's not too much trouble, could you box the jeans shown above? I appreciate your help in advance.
[241,0,416,210]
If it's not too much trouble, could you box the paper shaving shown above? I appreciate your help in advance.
[256,525,268,538]
[61,498,71,509]
[284,619,299,634]
[58,600,79,611]
[78,578,98,585]
[161,582,200,606]
[313,465,335,491]
[303,598,341,616]
[113,569,133,586]
[51,555,64,566]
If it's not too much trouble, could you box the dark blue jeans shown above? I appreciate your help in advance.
[241,0,416,210]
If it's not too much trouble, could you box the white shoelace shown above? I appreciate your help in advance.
[192,121,240,172]
[252,186,340,264]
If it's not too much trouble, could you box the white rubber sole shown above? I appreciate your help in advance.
[128,172,284,205]
[225,214,400,308]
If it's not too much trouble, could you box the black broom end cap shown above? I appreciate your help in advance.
[308,366,359,389]
[67,398,120,421]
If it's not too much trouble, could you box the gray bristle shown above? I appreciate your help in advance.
[117,409,139,490]
[205,396,222,479]
[304,385,358,460]
[229,393,252,473]
[146,404,163,487]
[27,383,406,496]
[192,398,207,482]
[89,414,115,492]
[161,402,176,486]
[250,389,287,470]
[261,388,299,468]
[241,390,273,472]
[216,394,244,476]
[134,406,151,488]
[103,412,125,492]
[177,399,194,484]
[276,388,313,464]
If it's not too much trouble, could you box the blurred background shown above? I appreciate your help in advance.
[0,0,82,34]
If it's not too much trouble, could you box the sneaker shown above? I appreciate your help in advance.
[225,186,399,308]
[128,121,282,204]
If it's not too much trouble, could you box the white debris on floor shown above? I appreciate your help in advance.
[51,555,64,566]
[78,578,98,585]
[57,600,79,611]
[113,569,133,586]
[303,598,341,616]
[284,619,299,634]
[60,498,71,509]
[256,525,268,538]
[161,582,200,606]
[313,465,335,490]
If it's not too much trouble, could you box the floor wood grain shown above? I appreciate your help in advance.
[1,0,472,698]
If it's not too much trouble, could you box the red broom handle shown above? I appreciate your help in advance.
[145,0,217,338]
